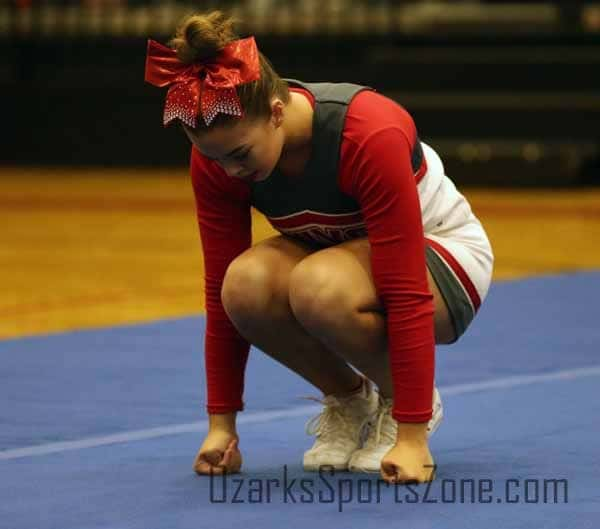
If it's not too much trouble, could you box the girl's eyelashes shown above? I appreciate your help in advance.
[232,149,250,161]
[200,148,251,163]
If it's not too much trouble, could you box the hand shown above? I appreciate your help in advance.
[193,429,242,475]
[380,423,436,484]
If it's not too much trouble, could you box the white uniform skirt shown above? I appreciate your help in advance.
[419,142,494,339]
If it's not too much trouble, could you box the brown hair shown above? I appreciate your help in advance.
[169,10,290,130]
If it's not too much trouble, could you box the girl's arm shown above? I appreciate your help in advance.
[190,147,253,421]
[344,126,436,426]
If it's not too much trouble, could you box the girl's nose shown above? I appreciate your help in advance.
[221,161,245,178]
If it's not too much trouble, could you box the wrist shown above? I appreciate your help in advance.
[395,421,429,443]
[209,412,238,435]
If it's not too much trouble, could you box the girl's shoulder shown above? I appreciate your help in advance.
[345,89,417,140]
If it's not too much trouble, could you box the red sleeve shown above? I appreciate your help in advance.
[341,125,435,423]
[190,147,253,414]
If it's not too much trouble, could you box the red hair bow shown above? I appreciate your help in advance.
[144,36,260,127]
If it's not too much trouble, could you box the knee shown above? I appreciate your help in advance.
[288,260,350,331]
[221,257,282,326]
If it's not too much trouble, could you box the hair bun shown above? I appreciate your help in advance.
[170,11,237,64]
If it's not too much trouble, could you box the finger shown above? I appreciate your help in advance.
[226,439,240,456]
[219,447,233,468]
[202,449,225,467]
[381,461,423,484]
[219,443,241,471]
[380,460,399,483]
[221,440,237,463]
[194,460,226,476]
[207,465,227,476]
[193,460,209,475]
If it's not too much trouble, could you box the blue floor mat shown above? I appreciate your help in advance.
[1,272,599,528]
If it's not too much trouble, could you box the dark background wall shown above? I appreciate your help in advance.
[2,2,600,186]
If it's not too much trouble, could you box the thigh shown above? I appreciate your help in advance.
[232,234,318,276]
[295,237,456,344]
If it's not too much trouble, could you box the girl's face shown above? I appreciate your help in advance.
[184,101,285,184]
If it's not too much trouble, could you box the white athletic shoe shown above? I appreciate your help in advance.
[348,387,443,473]
[303,377,379,471]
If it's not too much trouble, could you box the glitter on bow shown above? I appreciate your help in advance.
[144,36,261,127]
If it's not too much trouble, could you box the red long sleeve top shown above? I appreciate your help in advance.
[191,87,435,423]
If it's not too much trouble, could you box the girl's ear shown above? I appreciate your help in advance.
[270,97,284,128]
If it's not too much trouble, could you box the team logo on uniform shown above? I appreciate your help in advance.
[267,210,367,245]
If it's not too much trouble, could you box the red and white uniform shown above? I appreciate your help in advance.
[191,87,493,423]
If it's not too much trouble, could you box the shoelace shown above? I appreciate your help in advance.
[365,399,396,447]
[303,395,369,446]
[304,396,352,439]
